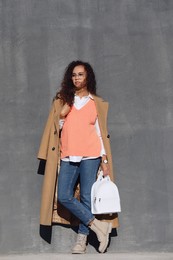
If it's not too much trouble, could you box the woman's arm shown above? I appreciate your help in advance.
[95,118,110,176]
[60,103,71,118]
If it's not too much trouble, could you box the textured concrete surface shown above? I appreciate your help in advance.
[0,253,173,260]
[0,0,173,255]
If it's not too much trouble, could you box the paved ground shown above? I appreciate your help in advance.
[0,253,173,260]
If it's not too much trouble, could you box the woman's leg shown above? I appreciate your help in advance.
[77,158,112,254]
[58,159,112,253]
[78,158,101,235]
[58,160,95,228]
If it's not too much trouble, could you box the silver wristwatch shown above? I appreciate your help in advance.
[102,159,108,164]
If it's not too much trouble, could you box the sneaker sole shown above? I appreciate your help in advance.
[72,250,86,254]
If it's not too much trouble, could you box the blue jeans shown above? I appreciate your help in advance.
[58,158,101,235]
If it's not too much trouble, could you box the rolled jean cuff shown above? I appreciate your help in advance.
[86,216,95,226]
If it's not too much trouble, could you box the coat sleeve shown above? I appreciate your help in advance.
[37,159,46,175]
[37,102,55,160]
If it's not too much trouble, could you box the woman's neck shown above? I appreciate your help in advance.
[75,88,89,98]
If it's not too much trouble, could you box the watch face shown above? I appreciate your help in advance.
[103,159,108,164]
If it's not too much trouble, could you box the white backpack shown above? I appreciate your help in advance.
[91,171,121,214]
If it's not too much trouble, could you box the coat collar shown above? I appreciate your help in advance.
[92,95,109,135]
[92,95,109,116]
[53,99,63,132]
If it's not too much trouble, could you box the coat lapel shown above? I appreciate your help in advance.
[53,99,63,132]
[93,95,109,135]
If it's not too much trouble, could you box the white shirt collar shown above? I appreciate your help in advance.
[75,93,93,100]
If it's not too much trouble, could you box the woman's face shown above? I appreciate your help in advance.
[72,65,87,90]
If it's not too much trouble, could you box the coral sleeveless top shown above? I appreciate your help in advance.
[61,99,101,159]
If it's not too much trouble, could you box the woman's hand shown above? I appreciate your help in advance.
[101,163,110,176]
[101,155,110,176]
[60,103,71,118]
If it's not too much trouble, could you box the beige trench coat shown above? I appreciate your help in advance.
[37,95,119,242]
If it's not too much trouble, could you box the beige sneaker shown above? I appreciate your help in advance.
[90,218,112,253]
[72,233,87,254]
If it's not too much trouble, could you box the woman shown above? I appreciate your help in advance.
[37,60,118,253]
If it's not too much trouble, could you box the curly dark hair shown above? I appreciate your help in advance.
[55,60,97,106]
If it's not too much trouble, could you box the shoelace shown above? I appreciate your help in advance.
[77,235,86,245]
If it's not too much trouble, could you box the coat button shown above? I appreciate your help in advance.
[52,147,55,151]
[107,134,110,138]
[54,130,57,135]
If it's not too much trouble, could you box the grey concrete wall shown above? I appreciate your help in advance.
[0,0,173,254]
